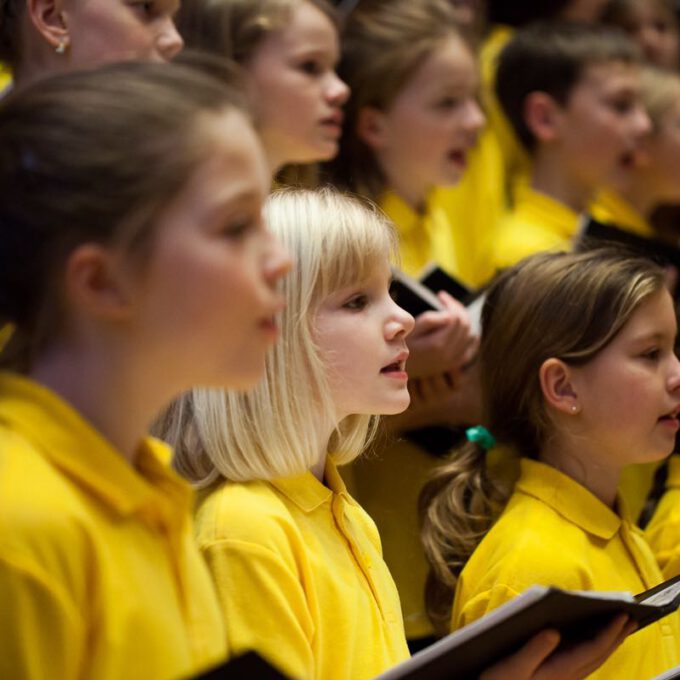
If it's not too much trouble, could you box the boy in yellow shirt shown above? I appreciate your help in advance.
[481,22,650,274]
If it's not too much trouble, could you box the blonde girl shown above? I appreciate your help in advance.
[175,0,349,175]
[0,60,289,679]
[421,249,680,679]
[325,0,485,645]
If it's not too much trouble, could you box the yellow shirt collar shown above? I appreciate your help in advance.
[591,189,653,237]
[516,458,626,540]
[380,190,434,238]
[0,371,191,520]
[665,455,680,488]
[514,184,582,240]
[271,457,351,513]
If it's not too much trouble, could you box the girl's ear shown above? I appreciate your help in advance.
[357,106,388,150]
[27,0,69,51]
[539,357,580,415]
[524,91,561,144]
[64,244,136,322]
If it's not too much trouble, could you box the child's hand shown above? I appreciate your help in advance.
[479,615,634,680]
[406,292,477,379]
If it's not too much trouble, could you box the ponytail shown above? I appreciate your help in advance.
[419,439,509,635]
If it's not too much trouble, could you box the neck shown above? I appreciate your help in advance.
[30,340,171,465]
[539,435,620,509]
[531,150,592,213]
[380,161,430,214]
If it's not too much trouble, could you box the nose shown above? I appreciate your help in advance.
[631,101,652,140]
[386,298,415,340]
[157,18,184,62]
[326,72,350,107]
[463,97,486,136]
[668,351,680,394]
[263,230,293,288]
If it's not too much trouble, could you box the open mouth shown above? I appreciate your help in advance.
[380,361,404,374]
[658,408,680,425]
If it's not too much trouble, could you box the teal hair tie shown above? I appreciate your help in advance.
[465,426,496,450]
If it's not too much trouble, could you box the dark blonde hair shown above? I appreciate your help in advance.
[0,58,248,370]
[176,0,338,64]
[420,249,665,634]
[324,0,465,201]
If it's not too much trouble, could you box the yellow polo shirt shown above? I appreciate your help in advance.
[646,456,680,579]
[0,372,226,680]
[479,24,530,204]
[452,458,679,679]
[195,458,409,680]
[590,189,654,237]
[483,184,581,274]
[380,131,505,289]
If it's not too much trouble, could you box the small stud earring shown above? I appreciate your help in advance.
[55,38,69,55]
[571,404,578,413]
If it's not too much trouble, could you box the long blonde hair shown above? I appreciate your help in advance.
[159,187,398,485]
[420,249,665,634]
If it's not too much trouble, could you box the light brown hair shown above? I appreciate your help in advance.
[324,0,465,201]
[0,58,248,370]
[420,249,665,634]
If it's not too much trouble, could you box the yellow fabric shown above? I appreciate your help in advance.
[590,189,654,237]
[0,64,10,93]
[0,372,226,680]
[619,461,663,525]
[452,458,680,679]
[478,24,531,206]
[0,323,13,352]
[347,444,519,641]
[195,457,409,680]
[483,183,581,274]
[646,456,680,578]
[380,135,504,289]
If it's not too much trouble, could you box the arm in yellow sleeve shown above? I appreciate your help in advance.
[203,539,315,680]
[0,553,85,680]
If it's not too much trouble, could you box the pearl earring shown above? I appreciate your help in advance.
[55,38,69,55]
[571,404,578,413]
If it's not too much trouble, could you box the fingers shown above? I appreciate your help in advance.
[533,615,631,680]
[479,630,561,680]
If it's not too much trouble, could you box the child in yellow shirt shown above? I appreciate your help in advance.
[422,249,680,679]
[161,188,628,680]
[0,61,290,680]
[482,22,650,274]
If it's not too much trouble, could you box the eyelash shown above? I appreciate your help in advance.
[641,348,661,361]
[299,60,323,76]
[343,294,368,311]
[222,219,254,239]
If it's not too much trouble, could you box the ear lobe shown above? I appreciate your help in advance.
[64,244,136,322]
[524,91,562,144]
[27,0,69,51]
[539,357,579,414]
[357,106,388,150]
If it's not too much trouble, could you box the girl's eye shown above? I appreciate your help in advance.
[609,97,635,115]
[436,96,461,110]
[343,294,368,311]
[641,348,661,361]
[299,60,322,76]
[130,1,155,16]
[222,219,254,240]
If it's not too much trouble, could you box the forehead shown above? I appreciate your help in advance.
[617,288,676,340]
[396,35,477,100]
[185,110,269,202]
[569,60,640,100]
[256,1,338,55]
